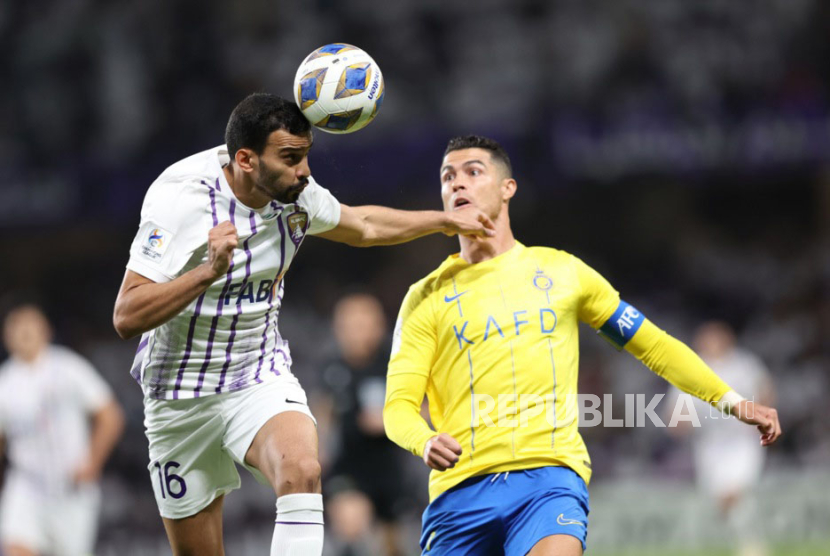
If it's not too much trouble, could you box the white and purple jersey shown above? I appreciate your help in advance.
[126,145,340,400]
[0,346,113,494]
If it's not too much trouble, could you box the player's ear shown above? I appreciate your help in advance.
[501,178,517,201]
[234,148,257,174]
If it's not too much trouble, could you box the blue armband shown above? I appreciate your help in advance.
[598,300,645,350]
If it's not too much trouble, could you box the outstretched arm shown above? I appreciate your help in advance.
[574,256,781,446]
[317,204,495,247]
[607,309,782,446]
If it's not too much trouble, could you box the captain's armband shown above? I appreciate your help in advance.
[597,300,645,350]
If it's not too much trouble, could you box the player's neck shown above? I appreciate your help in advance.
[459,215,515,264]
[15,347,46,365]
[223,164,271,209]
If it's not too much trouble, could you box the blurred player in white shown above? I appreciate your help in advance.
[113,93,494,556]
[0,304,125,556]
[672,321,775,556]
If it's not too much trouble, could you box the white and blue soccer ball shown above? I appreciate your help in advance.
[293,44,385,134]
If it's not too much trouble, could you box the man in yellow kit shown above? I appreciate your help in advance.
[383,135,782,556]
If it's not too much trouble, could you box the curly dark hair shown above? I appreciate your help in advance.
[444,135,512,177]
[225,93,311,158]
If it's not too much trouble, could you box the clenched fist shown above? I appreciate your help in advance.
[423,433,463,471]
[207,221,238,278]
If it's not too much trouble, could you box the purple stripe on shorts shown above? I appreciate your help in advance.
[214,177,221,192]
[216,210,258,393]
[193,198,237,396]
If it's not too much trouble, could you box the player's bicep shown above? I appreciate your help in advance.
[597,300,647,351]
[573,255,620,329]
[389,295,437,378]
[115,269,158,307]
[315,203,365,246]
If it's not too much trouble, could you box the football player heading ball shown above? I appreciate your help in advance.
[114,87,494,555]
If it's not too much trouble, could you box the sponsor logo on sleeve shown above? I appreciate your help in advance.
[140,226,172,261]
[556,513,585,527]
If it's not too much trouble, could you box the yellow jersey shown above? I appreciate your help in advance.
[384,242,732,501]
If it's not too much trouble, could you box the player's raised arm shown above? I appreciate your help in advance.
[574,256,782,446]
[316,203,495,247]
[113,221,238,339]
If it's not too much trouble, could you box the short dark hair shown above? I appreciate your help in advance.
[444,135,512,177]
[225,93,311,158]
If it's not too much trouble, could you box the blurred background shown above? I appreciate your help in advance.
[2,0,829,554]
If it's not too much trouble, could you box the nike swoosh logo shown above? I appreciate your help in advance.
[285,399,305,405]
[444,291,468,303]
[557,513,584,527]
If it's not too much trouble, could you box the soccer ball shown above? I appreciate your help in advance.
[293,44,385,134]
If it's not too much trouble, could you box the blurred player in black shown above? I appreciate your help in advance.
[318,292,413,556]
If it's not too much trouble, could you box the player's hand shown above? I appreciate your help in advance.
[731,400,782,446]
[72,460,101,485]
[423,433,462,471]
[207,221,238,278]
[442,209,496,238]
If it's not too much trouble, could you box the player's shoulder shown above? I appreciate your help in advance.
[146,146,223,201]
[47,345,94,370]
[157,145,224,182]
[0,358,14,387]
[732,348,768,373]
[297,176,338,208]
[405,255,461,299]
[143,164,217,222]
[522,244,583,272]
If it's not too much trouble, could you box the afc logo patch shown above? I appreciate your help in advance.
[140,226,172,261]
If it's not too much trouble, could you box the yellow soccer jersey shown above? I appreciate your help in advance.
[384,241,732,501]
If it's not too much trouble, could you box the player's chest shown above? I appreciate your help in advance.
[436,265,579,346]
[210,203,313,277]
[0,375,65,435]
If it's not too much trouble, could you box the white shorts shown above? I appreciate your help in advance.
[144,378,315,519]
[0,474,100,556]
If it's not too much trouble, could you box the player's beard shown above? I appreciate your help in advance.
[256,161,307,204]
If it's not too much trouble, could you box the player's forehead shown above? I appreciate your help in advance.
[440,148,493,173]
[265,129,313,151]
[4,306,47,329]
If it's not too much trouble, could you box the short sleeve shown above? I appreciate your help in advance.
[388,283,437,378]
[126,181,211,283]
[573,255,621,329]
[64,352,113,413]
[301,177,341,235]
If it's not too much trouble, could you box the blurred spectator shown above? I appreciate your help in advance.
[316,292,411,556]
[669,321,775,556]
[0,304,125,556]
